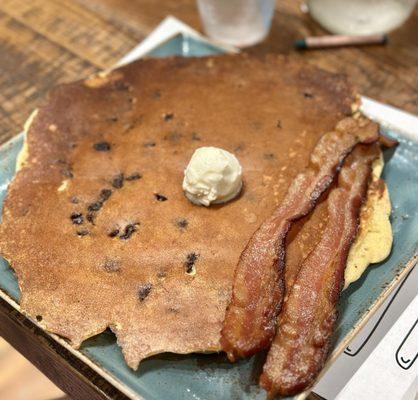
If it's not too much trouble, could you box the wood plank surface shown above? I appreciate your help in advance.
[0,338,64,400]
[77,0,418,114]
[0,0,417,145]
[0,0,139,144]
[0,296,129,400]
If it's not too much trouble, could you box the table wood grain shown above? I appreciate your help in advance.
[0,337,64,400]
[0,297,129,400]
[0,0,416,398]
[0,0,417,146]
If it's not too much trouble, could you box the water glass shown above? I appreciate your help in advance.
[197,0,275,47]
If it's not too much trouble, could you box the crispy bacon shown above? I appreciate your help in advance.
[259,143,380,397]
[379,134,398,148]
[221,117,379,361]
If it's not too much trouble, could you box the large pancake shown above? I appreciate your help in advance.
[0,54,388,369]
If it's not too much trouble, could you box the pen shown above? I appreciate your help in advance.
[295,34,388,50]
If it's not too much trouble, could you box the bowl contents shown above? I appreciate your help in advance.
[308,0,417,35]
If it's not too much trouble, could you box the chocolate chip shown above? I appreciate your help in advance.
[163,113,174,121]
[100,189,112,201]
[93,142,111,151]
[76,230,89,237]
[36,315,43,322]
[304,91,314,99]
[185,252,199,274]
[103,259,121,272]
[175,218,188,229]
[164,131,182,143]
[108,228,120,238]
[112,173,124,189]
[157,271,167,278]
[144,141,156,148]
[191,132,201,141]
[119,223,139,240]
[138,283,153,301]
[276,120,282,129]
[155,193,168,202]
[108,116,118,122]
[152,90,161,99]
[70,196,80,204]
[70,212,84,225]
[114,81,130,91]
[264,153,275,160]
[126,173,142,181]
[86,212,95,224]
[88,201,102,212]
[61,168,74,178]
[56,159,74,175]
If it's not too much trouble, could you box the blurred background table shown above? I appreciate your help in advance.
[0,0,417,399]
[0,0,417,146]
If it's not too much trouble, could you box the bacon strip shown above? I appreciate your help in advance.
[379,134,398,148]
[259,143,380,397]
[221,117,379,361]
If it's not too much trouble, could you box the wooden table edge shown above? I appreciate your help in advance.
[0,288,137,400]
[0,286,328,400]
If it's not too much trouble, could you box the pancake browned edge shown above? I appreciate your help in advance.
[0,54,392,373]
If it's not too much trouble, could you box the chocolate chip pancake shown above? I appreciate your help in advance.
[0,54,390,369]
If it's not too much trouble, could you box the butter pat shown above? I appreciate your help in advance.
[183,147,243,206]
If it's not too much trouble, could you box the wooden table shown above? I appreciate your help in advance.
[0,1,417,398]
[0,0,417,146]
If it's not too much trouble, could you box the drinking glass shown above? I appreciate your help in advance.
[197,0,275,47]
[308,0,417,35]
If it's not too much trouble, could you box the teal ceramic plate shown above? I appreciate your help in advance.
[1,34,417,400]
